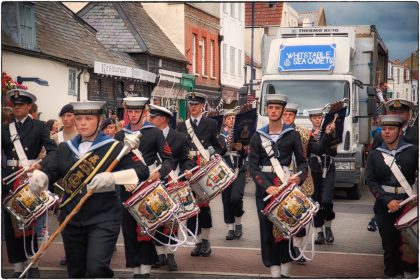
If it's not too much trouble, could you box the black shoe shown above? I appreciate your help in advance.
[234,224,243,239]
[367,217,377,232]
[167,253,178,271]
[315,232,325,245]
[152,254,167,268]
[325,227,334,243]
[133,274,150,278]
[226,230,234,240]
[27,267,40,279]
[10,272,22,278]
[292,247,306,265]
[200,239,212,257]
[59,257,67,266]
[191,242,202,256]
[280,275,290,278]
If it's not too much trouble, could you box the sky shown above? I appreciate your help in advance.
[290,1,419,61]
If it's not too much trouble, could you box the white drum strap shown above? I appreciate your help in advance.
[260,135,286,183]
[9,122,29,169]
[57,131,64,144]
[186,119,210,161]
[381,152,413,197]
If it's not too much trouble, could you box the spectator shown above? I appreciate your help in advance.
[46,119,58,137]
[100,118,119,138]
[29,103,39,119]
[2,107,14,124]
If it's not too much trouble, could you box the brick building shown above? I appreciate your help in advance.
[184,4,221,107]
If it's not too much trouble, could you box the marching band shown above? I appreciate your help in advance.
[1,87,418,279]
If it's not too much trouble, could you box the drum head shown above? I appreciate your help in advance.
[396,206,418,228]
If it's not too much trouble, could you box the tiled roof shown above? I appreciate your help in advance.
[78,2,187,63]
[2,2,139,68]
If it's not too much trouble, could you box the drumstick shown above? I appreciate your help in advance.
[263,171,302,202]
[165,165,200,186]
[388,194,418,213]
[130,165,162,193]
[3,159,42,184]
[19,135,139,278]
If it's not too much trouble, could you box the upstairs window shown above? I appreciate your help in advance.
[18,3,36,49]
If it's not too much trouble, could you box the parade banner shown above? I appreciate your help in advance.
[233,108,257,146]
[319,106,347,146]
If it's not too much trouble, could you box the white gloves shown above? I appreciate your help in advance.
[29,170,49,195]
[87,172,115,192]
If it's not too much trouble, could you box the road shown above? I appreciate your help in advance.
[2,181,385,278]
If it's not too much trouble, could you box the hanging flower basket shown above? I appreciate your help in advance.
[2,72,28,107]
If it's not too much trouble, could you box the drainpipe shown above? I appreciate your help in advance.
[77,68,83,101]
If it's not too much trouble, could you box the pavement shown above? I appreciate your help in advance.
[2,181,386,278]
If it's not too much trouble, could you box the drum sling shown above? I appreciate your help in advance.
[59,141,119,209]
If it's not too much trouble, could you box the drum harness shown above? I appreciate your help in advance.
[258,132,317,261]
[379,145,416,197]
[185,119,210,161]
[7,122,50,258]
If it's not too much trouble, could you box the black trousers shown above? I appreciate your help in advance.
[61,219,120,278]
[187,205,212,236]
[120,191,158,267]
[256,192,292,267]
[222,170,246,224]
[374,202,406,277]
[4,211,38,264]
[312,171,336,227]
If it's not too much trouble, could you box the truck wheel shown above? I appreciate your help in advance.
[347,167,365,200]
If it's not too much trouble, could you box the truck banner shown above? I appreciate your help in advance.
[278,44,336,72]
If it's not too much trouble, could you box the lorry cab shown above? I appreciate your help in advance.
[256,25,388,199]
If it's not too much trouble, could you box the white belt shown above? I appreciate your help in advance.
[382,185,405,194]
[6,159,37,167]
[259,165,275,173]
[189,151,198,157]
[227,151,239,156]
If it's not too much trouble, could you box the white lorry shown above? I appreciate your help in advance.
[254,25,388,199]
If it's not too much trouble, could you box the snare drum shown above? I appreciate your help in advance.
[3,181,60,231]
[395,206,418,251]
[188,154,237,204]
[262,183,319,238]
[123,180,179,233]
[168,181,200,220]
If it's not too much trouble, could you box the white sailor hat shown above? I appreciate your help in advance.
[186,92,207,104]
[70,100,106,115]
[7,89,37,104]
[307,108,323,116]
[380,115,404,127]
[149,104,173,118]
[265,93,288,106]
[123,96,149,109]
[385,99,414,112]
[285,103,299,113]
[223,109,235,117]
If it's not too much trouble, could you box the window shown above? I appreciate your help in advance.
[238,49,242,77]
[412,89,416,102]
[406,69,410,81]
[223,3,228,13]
[222,43,227,73]
[201,38,206,76]
[210,40,214,77]
[68,69,77,96]
[18,3,36,49]
[230,3,235,18]
[192,34,197,74]
[230,46,236,75]
[98,79,104,96]
[237,3,241,21]
[397,68,400,84]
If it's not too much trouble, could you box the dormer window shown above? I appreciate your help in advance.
[18,3,36,49]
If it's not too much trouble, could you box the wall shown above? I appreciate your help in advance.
[220,3,245,91]
[281,3,299,27]
[244,27,265,64]
[185,4,220,90]
[142,3,185,55]
[2,51,88,121]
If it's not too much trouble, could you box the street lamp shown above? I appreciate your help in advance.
[17,76,49,86]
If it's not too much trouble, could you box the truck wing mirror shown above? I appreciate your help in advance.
[367,86,377,97]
